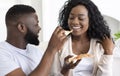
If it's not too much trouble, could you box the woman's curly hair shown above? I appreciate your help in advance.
[59,0,111,40]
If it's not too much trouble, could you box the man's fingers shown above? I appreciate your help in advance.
[54,26,63,34]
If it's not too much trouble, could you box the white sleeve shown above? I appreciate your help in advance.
[39,42,63,76]
[0,49,20,76]
[50,52,64,76]
[96,55,113,76]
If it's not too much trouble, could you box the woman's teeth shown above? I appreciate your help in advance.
[72,26,81,30]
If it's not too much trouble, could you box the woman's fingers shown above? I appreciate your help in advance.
[101,35,115,55]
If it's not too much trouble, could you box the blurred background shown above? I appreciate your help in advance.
[0,0,120,42]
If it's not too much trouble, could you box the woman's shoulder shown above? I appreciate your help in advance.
[90,39,103,53]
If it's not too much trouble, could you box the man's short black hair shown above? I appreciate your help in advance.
[5,4,36,26]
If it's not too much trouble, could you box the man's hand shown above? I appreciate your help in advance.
[47,26,68,53]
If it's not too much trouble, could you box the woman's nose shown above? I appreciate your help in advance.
[72,18,79,25]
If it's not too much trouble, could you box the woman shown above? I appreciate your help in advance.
[50,0,114,76]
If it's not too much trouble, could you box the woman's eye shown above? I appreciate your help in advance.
[79,18,85,21]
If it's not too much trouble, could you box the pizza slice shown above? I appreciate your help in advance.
[68,54,93,63]
[64,30,73,36]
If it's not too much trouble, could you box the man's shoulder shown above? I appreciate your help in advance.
[0,41,7,46]
[0,41,13,57]
[0,41,9,51]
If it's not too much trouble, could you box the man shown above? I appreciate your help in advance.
[0,4,67,76]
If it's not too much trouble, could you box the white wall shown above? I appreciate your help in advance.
[42,0,66,41]
[0,0,16,42]
[103,15,120,38]
[0,0,120,42]
[92,0,120,21]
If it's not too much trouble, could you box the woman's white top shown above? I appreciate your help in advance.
[41,36,113,76]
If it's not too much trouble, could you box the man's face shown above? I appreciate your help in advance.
[22,13,40,45]
[24,28,39,45]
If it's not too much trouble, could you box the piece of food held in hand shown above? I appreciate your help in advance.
[64,30,73,36]
[67,54,93,64]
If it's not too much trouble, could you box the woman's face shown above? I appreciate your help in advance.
[68,5,89,36]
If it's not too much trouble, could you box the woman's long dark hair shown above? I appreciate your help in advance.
[59,0,111,40]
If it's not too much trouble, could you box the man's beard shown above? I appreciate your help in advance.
[24,29,39,45]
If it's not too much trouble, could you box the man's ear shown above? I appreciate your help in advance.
[17,23,27,34]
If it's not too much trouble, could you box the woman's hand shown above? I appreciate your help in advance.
[101,36,115,55]
[61,55,80,75]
